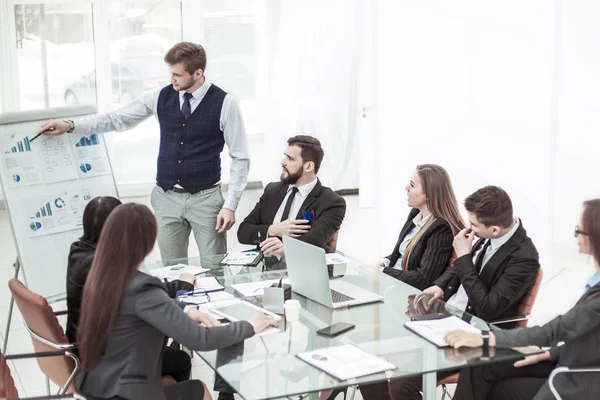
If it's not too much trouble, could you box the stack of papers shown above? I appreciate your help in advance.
[298,344,397,381]
[150,263,210,282]
[404,315,481,347]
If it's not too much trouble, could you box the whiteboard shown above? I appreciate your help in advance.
[0,106,118,301]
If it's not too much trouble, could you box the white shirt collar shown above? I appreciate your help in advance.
[289,178,318,198]
[412,212,433,229]
[490,218,520,250]
[179,80,212,100]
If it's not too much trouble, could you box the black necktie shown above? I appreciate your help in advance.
[474,239,492,273]
[181,92,193,120]
[281,187,299,221]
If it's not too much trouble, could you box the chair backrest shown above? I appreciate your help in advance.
[328,231,339,252]
[0,350,19,398]
[8,279,76,393]
[515,268,544,328]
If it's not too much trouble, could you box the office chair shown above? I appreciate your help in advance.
[8,279,79,395]
[0,347,85,399]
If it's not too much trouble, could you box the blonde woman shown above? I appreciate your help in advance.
[378,164,465,290]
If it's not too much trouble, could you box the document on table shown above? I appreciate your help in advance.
[325,253,350,265]
[297,344,397,381]
[150,263,210,281]
[404,315,482,347]
[230,278,290,297]
[194,276,224,291]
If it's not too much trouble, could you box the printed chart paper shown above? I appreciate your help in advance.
[70,133,111,178]
[2,134,43,187]
[38,135,78,183]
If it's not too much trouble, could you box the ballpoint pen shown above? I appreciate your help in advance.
[30,127,54,142]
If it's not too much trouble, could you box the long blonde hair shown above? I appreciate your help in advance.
[401,164,465,269]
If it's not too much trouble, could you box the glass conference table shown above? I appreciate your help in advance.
[155,254,537,400]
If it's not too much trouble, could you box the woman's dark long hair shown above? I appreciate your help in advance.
[80,196,122,244]
[583,199,600,265]
[77,203,157,371]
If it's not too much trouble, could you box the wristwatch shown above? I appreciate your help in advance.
[63,119,75,133]
[481,330,491,347]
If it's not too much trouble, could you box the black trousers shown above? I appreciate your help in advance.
[162,347,192,383]
[453,359,555,400]
[360,370,458,400]
[83,379,205,400]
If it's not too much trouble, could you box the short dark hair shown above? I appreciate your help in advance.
[81,196,123,244]
[464,186,513,228]
[164,42,207,74]
[287,135,324,173]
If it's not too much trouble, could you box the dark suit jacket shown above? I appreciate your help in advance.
[66,240,193,344]
[434,219,540,323]
[492,283,600,399]
[382,208,455,290]
[237,179,346,253]
[76,272,254,400]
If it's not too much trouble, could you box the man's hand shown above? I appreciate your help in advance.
[414,285,444,308]
[39,119,70,136]
[185,309,221,327]
[453,228,476,258]
[444,330,484,348]
[178,272,196,286]
[248,313,279,334]
[216,208,235,234]
[267,219,310,238]
[514,350,551,368]
[260,237,284,258]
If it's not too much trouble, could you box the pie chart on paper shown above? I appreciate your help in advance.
[79,163,92,173]
[54,197,65,209]
[12,174,20,182]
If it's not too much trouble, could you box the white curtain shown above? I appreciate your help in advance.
[262,0,362,190]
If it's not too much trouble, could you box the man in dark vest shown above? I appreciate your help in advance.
[39,42,249,260]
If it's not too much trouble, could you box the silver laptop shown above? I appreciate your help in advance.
[283,236,383,308]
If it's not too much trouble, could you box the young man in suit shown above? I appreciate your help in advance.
[237,135,346,258]
[362,186,540,400]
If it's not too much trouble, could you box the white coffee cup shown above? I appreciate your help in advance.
[284,299,301,322]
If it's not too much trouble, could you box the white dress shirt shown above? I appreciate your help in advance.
[447,218,520,311]
[71,81,250,212]
[273,178,319,224]
[381,212,433,269]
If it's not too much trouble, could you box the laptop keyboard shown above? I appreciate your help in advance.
[331,289,355,303]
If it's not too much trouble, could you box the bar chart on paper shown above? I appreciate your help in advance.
[7,136,32,153]
[75,134,99,147]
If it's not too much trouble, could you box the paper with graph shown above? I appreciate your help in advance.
[70,133,111,178]
[2,133,43,187]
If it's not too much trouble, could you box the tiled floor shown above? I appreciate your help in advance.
[0,188,593,399]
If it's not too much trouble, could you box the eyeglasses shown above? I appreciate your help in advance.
[574,226,589,237]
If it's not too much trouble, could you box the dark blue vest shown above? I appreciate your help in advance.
[156,84,227,194]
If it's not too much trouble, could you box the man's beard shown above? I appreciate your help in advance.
[280,168,302,185]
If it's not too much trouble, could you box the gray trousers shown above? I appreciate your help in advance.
[151,185,227,260]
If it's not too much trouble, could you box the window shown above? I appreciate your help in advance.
[12,2,96,111]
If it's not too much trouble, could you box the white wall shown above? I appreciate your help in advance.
[553,0,600,253]
[375,1,558,272]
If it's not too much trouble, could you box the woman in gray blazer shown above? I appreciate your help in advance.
[444,199,600,400]
[75,203,277,400]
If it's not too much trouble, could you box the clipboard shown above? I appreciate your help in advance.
[219,251,264,266]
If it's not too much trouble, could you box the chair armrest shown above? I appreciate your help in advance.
[489,315,529,326]
[548,366,600,400]
[25,325,77,350]
[53,309,68,316]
